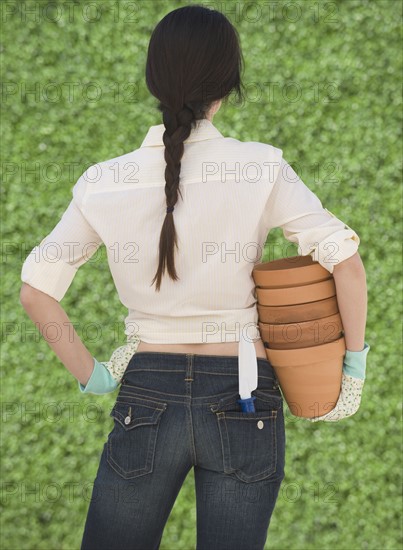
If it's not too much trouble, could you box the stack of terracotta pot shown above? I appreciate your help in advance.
[252,255,346,419]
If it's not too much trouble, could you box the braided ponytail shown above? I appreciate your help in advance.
[150,103,198,291]
[145,5,245,291]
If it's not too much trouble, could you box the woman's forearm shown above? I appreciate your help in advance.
[19,283,94,386]
[332,252,368,352]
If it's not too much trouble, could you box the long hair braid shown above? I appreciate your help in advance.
[150,103,197,291]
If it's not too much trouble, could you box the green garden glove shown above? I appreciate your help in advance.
[77,338,141,395]
[308,341,371,422]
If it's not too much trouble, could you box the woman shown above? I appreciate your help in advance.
[20,5,369,550]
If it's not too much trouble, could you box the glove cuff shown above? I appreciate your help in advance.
[78,357,119,394]
[343,341,371,379]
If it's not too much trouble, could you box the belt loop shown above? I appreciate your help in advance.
[185,354,194,382]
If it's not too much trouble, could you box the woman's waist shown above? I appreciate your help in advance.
[120,347,278,402]
[136,338,267,359]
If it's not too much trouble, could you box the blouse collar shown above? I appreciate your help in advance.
[140,118,224,148]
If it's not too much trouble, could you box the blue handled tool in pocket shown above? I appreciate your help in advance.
[237,336,258,413]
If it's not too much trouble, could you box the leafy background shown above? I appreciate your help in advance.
[1,0,401,549]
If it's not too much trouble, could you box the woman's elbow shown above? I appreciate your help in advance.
[20,283,44,306]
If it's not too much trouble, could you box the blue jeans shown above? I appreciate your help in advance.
[80,352,286,550]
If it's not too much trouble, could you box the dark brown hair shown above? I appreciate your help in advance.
[145,4,245,291]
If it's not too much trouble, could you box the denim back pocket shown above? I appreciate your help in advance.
[210,389,283,483]
[107,395,167,480]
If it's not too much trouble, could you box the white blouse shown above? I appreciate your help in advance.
[21,118,360,345]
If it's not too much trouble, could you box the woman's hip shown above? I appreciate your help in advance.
[119,351,280,404]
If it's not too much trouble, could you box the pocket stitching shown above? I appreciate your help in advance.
[107,423,160,479]
[111,405,166,430]
[216,410,278,483]
[106,403,167,479]
[211,390,282,413]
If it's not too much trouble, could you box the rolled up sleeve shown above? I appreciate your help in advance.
[21,170,103,301]
[266,158,360,273]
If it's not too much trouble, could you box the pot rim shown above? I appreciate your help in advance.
[253,255,314,272]
[265,336,345,366]
[256,279,336,306]
[259,312,342,331]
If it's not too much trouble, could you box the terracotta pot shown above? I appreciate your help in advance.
[252,255,345,419]
[259,312,343,350]
[257,296,339,324]
[256,278,336,306]
[265,337,345,418]
[252,254,331,288]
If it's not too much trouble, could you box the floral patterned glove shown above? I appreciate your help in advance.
[308,341,371,422]
[78,336,141,394]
